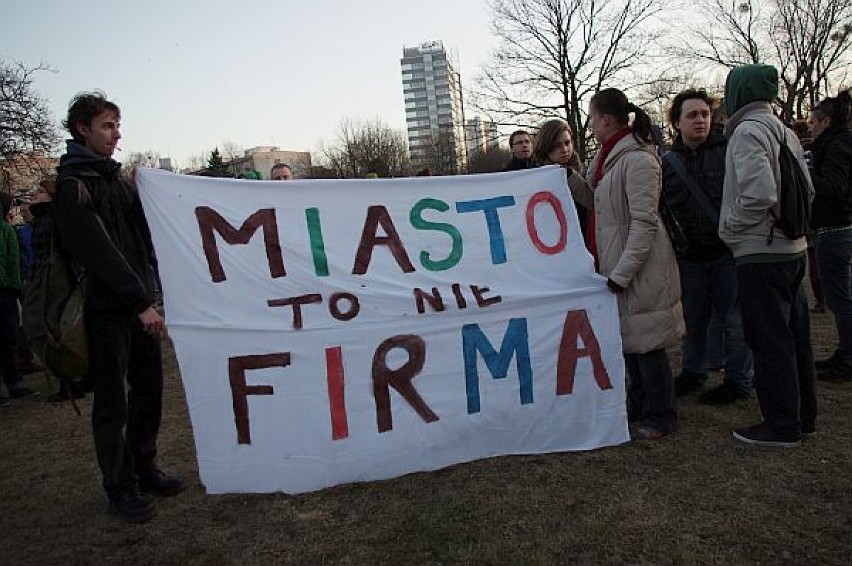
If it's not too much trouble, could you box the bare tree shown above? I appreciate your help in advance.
[322,118,410,178]
[472,0,664,161]
[677,0,852,120]
[220,140,244,162]
[0,59,60,164]
[416,125,467,176]
[467,146,513,174]
[184,152,208,173]
[121,150,161,176]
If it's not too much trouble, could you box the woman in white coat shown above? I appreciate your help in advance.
[571,88,685,440]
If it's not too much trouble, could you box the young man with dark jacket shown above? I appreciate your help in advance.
[663,89,753,405]
[719,65,817,447]
[54,92,183,522]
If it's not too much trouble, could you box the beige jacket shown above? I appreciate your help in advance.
[570,135,685,354]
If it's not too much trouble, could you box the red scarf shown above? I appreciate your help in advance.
[586,127,633,271]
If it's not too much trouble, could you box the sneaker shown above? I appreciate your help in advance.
[733,422,801,448]
[675,371,706,397]
[9,386,38,399]
[815,351,841,371]
[801,420,816,435]
[108,489,156,523]
[139,469,185,497]
[818,359,852,382]
[0,396,9,408]
[698,381,750,405]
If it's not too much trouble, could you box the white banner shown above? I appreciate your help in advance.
[137,166,628,494]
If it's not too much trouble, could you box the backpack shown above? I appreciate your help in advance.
[742,119,813,242]
[21,178,89,412]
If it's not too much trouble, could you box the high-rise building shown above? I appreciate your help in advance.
[401,40,467,174]
[464,116,500,160]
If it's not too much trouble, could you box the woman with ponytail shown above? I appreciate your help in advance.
[808,89,852,382]
[569,88,684,440]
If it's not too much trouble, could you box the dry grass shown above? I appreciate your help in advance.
[2,308,851,565]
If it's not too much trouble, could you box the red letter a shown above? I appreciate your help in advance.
[556,310,612,395]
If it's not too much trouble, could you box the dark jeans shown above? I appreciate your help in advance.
[625,349,677,434]
[814,229,852,363]
[705,311,724,369]
[0,293,23,390]
[678,256,753,391]
[737,258,817,436]
[807,244,825,306]
[87,310,164,500]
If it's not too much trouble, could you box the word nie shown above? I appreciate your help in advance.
[228,309,611,444]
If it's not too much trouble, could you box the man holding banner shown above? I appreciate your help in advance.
[54,92,184,522]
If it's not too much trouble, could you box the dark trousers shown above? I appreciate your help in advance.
[0,293,22,390]
[814,229,852,363]
[87,310,164,500]
[737,258,817,436]
[678,256,753,391]
[625,349,677,434]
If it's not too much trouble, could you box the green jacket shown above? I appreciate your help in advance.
[0,222,22,292]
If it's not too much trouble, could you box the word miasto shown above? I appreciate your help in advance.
[195,191,570,281]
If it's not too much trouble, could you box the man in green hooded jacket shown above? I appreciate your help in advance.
[719,64,817,447]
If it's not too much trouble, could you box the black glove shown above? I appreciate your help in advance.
[606,279,626,294]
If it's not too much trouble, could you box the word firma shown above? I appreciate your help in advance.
[228,309,612,444]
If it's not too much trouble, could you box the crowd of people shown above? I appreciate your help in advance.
[0,62,849,523]
[503,65,850,447]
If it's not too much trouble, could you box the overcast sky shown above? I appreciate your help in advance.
[4,0,497,167]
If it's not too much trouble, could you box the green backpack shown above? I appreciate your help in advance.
[21,178,89,409]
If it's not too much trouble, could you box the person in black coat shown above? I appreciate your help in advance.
[809,89,852,382]
[53,92,183,523]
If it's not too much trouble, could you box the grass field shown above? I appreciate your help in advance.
[2,308,850,565]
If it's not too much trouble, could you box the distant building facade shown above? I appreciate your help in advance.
[464,116,500,159]
[229,146,312,179]
[401,40,467,174]
[189,146,313,178]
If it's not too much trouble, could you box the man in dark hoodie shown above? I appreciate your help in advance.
[663,89,753,405]
[54,92,183,522]
[719,65,817,448]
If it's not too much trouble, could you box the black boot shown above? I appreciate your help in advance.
[675,371,706,397]
[818,359,852,382]
[108,488,156,523]
[139,468,185,497]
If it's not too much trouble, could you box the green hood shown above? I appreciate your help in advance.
[724,64,779,116]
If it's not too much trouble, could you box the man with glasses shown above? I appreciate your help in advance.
[503,130,537,171]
